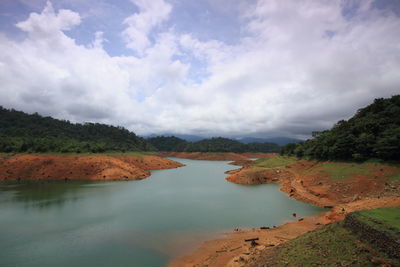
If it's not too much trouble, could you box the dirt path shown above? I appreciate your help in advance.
[282,168,336,207]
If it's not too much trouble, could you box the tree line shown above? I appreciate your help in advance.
[0,107,154,153]
[281,95,400,161]
[146,136,281,153]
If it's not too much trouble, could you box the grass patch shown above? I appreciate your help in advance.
[274,222,398,266]
[354,207,400,238]
[388,168,400,182]
[253,156,296,169]
[318,161,400,181]
[0,153,15,159]
[319,162,378,180]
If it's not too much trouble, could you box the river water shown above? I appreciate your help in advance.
[0,158,324,266]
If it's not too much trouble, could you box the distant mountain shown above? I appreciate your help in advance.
[0,107,154,153]
[238,137,303,146]
[145,134,302,145]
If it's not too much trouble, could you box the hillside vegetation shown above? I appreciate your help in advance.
[146,136,188,152]
[353,207,400,238]
[281,95,400,161]
[0,107,154,153]
[147,136,280,153]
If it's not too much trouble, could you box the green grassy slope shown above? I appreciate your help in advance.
[273,221,399,266]
[251,207,400,266]
[354,207,400,238]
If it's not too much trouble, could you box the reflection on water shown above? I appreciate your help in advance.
[0,182,89,209]
[0,158,324,267]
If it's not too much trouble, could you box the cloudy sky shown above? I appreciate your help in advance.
[0,0,399,139]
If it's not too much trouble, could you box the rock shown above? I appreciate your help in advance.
[250,240,259,247]
[245,238,259,242]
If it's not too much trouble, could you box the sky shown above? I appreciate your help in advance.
[0,0,399,139]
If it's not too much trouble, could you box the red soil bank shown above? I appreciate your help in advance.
[0,154,184,181]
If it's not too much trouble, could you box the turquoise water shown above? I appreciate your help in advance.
[0,158,324,266]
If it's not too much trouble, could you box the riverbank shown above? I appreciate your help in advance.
[0,153,184,181]
[170,156,400,266]
[171,197,400,267]
[226,157,400,207]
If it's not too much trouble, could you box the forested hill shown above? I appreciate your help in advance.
[147,136,280,153]
[281,95,400,161]
[146,136,188,152]
[0,107,154,153]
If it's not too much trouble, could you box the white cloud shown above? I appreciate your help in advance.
[122,0,172,55]
[91,31,106,49]
[16,1,81,37]
[0,0,400,139]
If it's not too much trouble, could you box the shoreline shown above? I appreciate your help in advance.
[169,196,400,267]
[170,157,400,267]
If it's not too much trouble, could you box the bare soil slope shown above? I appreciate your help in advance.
[0,154,184,181]
[227,158,399,207]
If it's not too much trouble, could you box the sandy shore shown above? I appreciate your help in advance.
[0,154,184,181]
[170,157,400,267]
